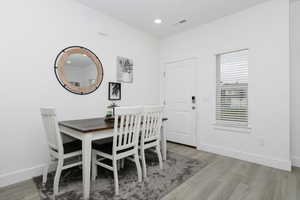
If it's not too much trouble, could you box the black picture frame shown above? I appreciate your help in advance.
[108,82,121,100]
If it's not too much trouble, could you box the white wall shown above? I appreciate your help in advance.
[290,0,300,166]
[160,0,291,170]
[0,0,160,186]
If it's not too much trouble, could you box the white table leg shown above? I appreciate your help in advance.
[82,135,92,200]
[161,124,167,161]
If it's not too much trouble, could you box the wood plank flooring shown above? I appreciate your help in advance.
[1,142,299,200]
[0,179,39,200]
[164,142,300,200]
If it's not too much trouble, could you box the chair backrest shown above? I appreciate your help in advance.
[40,108,63,154]
[141,105,164,144]
[113,106,143,154]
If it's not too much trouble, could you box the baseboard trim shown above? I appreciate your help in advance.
[292,156,300,167]
[198,143,291,171]
[0,163,56,188]
[0,165,44,187]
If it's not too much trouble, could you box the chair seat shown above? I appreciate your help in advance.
[93,142,134,154]
[139,139,157,145]
[93,137,113,146]
[63,140,82,154]
[93,142,113,154]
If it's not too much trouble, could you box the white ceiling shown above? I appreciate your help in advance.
[76,0,269,38]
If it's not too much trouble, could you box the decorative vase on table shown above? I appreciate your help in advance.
[105,102,118,122]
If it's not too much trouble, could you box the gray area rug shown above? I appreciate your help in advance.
[33,151,207,200]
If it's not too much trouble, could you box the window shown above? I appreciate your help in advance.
[216,49,249,128]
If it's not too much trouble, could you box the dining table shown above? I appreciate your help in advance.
[59,117,168,200]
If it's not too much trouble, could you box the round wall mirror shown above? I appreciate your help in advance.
[54,46,104,95]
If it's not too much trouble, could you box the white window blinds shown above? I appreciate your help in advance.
[216,49,249,127]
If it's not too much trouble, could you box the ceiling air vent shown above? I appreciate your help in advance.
[178,19,187,24]
[173,19,187,26]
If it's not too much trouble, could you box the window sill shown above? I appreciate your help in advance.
[213,123,252,134]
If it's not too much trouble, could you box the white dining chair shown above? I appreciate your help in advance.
[140,105,164,178]
[40,108,82,196]
[91,106,143,195]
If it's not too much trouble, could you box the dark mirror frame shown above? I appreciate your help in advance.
[54,46,104,95]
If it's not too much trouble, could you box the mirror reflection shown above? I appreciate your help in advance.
[64,53,97,88]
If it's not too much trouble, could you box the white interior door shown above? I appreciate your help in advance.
[164,59,197,146]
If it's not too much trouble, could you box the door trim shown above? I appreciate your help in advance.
[163,57,199,64]
[162,58,199,147]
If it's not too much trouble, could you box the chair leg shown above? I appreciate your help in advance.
[53,158,63,196]
[92,151,97,181]
[117,160,121,171]
[113,159,119,195]
[156,144,163,170]
[42,163,49,185]
[140,149,147,178]
[134,153,142,182]
[121,159,125,169]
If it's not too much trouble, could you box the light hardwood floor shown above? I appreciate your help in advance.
[1,142,299,200]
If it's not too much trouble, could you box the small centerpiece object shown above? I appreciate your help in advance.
[105,102,118,122]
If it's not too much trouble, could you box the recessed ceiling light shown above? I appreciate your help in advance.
[154,19,162,24]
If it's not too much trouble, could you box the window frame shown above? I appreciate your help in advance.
[214,49,251,131]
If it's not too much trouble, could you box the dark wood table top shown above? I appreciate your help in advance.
[59,117,168,133]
